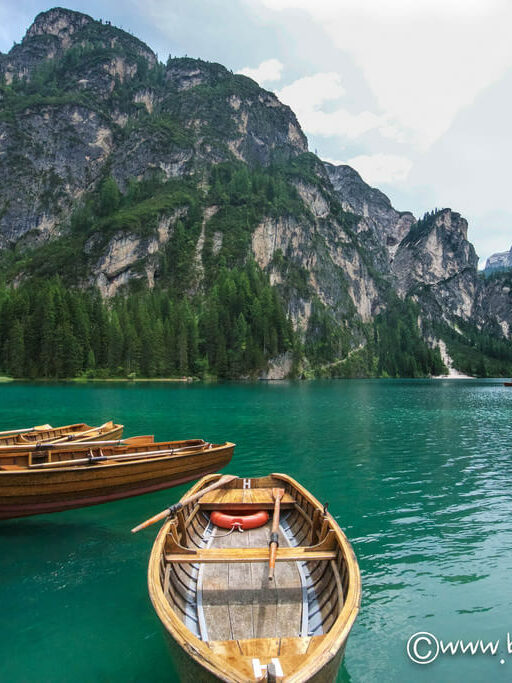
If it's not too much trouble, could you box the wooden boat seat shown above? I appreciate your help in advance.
[165,546,337,563]
[0,465,24,470]
[165,531,337,564]
[199,488,296,510]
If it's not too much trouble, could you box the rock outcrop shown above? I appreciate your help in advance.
[325,162,415,261]
[389,209,481,330]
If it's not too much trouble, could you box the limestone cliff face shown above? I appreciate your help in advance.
[0,8,306,249]
[87,208,186,296]
[474,277,512,339]
[325,162,415,262]
[0,104,112,249]
[250,168,386,332]
[392,209,479,321]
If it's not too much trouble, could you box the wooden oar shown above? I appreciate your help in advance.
[0,423,52,436]
[268,487,285,581]
[43,421,118,445]
[44,423,108,444]
[131,474,238,533]
[0,436,154,453]
[29,442,211,468]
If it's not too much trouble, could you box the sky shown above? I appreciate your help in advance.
[1,0,511,265]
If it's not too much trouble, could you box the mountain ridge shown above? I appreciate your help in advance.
[0,7,511,379]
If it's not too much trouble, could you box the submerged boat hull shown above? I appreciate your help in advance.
[0,442,235,520]
[148,473,361,682]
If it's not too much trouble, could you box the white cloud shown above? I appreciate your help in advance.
[258,0,503,19]
[276,72,403,141]
[258,0,512,149]
[238,58,284,84]
[338,153,413,185]
[278,72,345,105]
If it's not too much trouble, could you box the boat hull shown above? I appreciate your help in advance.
[148,473,361,683]
[0,422,123,446]
[160,625,348,683]
[0,444,234,520]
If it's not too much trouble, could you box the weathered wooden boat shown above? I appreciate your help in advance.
[504,381,512,387]
[146,473,361,682]
[0,420,123,446]
[0,438,235,520]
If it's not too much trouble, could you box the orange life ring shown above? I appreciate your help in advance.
[211,509,269,530]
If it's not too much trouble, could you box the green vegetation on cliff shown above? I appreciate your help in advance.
[311,299,446,379]
[433,318,512,377]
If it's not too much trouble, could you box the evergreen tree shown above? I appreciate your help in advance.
[97,175,120,216]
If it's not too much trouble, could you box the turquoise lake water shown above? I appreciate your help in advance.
[1,379,512,682]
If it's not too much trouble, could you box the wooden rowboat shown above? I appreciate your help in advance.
[0,438,235,520]
[147,473,361,682]
[0,420,123,446]
[504,381,512,386]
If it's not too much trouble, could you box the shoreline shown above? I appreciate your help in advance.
[1,374,510,383]
[71,377,196,383]
[0,376,197,384]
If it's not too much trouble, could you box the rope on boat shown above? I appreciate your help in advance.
[211,524,244,538]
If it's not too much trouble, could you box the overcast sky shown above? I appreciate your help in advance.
[2,0,511,265]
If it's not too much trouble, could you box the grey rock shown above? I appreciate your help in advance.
[484,246,512,273]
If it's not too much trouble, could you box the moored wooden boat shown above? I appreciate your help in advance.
[147,473,361,682]
[0,420,123,446]
[0,438,235,520]
[504,381,512,386]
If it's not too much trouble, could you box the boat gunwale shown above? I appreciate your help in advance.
[15,420,117,443]
[0,421,87,438]
[0,442,236,476]
[148,472,362,683]
[0,421,122,448]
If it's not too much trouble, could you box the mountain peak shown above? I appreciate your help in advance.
[24,7,94,45]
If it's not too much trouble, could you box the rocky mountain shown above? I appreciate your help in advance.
[392,209,478,319]
[325,162,415,262]
[0,7,511,379]
[484,246,512,273]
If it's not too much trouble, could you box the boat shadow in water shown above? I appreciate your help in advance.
[0,516,124,538]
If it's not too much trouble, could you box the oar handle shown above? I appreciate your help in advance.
[268,532,279,581]
[268,488,284,581]
[131,474,238,533]
[131,508,173,533]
